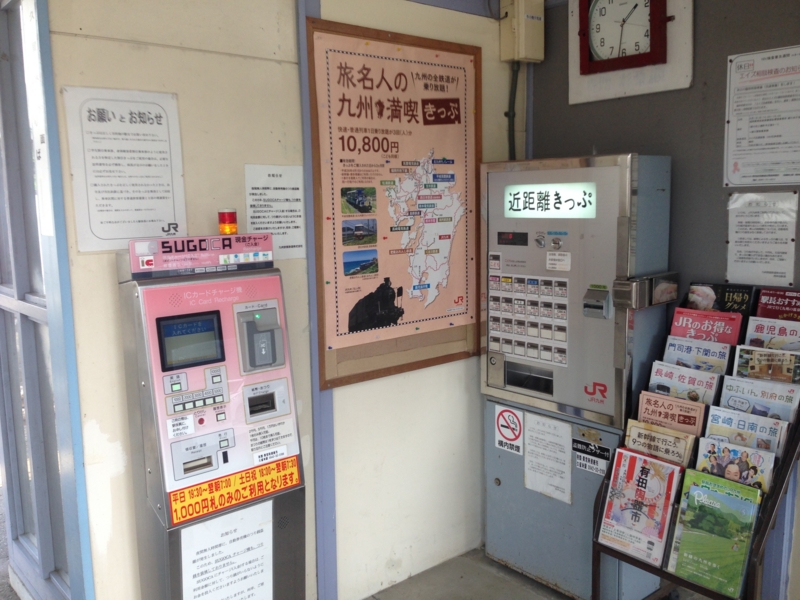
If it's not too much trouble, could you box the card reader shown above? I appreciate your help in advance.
[237,307,285,372]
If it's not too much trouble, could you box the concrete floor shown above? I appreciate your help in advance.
[366,549,712,600]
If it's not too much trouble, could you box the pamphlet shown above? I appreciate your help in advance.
[598,448,681,567]
[744,316,800,351]
[706,406,788,459]
[695,437,775,493]
[624,420,695,467]
[649,361,720,405]
[673,485,759,598]
[720,375,799,423]
[667,469,761,574]
[671,308,742,345]
[756,288,800,322]
[734,345,800,384]
[662,335,731,375]
[638,391,706,437]
[685,283,756,317]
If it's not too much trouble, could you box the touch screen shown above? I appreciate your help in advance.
[157,311,225,372]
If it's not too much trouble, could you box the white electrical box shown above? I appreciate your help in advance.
[500,0,545,63]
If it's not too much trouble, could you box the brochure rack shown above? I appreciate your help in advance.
[591,423,800,600]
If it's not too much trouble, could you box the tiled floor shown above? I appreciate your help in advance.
[367,549,711,600]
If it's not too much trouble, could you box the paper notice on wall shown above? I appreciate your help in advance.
[724,45,800,186]
[524,412,572,504]
[727,192,797,286]
[63,87,186,252]
[181,500,273,600]
[246,165,306,260]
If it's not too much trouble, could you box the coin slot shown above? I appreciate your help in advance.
[248,392,276,417]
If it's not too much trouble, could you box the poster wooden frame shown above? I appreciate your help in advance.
[306,17,482,390]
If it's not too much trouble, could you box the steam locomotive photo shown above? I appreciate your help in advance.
[348,277,405,333]
[341,186,376,214]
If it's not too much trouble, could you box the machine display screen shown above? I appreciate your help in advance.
[504,182,597,219]
[157,311,225,371]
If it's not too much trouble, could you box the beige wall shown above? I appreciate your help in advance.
[319,1,521,598]
[47,1,316,597]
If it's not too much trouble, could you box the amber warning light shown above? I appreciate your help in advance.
[218,209,238,235]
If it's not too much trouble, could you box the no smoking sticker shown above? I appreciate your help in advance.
[495,405,523,455]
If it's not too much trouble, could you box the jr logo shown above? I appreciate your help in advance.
[454,296,464,305]
[161,222,179,234]
[584,382,607,399]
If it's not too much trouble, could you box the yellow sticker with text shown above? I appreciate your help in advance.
[169,455,301,526]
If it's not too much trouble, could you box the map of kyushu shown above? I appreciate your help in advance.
[386,150,466,308]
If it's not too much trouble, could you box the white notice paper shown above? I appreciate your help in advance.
[727,192,797,286]
[63,87,186,252]
[724,45,800,186]
[181,501,273,600]
[246,165,306,260]
[524,412,572,504]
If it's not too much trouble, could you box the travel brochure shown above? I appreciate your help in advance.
[624,420,695,467]
[734,345,800,384]
[648,361,720,405]
[671,308,742,345]
[756,288,800,322]
[744,316,800,351]
[598,448,681,567]
[670,472,761,598]
[720,375,799,422]
[685,283,756,318]
[667,470,762,574]
[695,437,775,493]
[662,335,731,375]
[706,406,788,459]
[638,391,705,437]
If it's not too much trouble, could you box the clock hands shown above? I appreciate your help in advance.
[617,3,638,58]
[622,3,639,24]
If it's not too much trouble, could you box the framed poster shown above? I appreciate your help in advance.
[307,19,481,389]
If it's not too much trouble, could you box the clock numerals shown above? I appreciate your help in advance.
[588,0,651,61]
[580,0,668,74]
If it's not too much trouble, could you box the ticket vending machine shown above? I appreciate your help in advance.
[481,155,677,600]
[118,234,304,600]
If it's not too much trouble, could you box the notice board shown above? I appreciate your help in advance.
[307,19,481,389]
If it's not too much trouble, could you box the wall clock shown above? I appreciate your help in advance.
[579,0,672,75]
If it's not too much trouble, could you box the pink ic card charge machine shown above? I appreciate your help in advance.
[118,234,304,600]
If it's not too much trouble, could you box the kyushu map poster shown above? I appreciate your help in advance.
[308,19,480,388]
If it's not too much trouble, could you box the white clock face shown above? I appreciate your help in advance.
[588,0,651,61]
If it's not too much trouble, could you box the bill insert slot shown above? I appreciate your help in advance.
[183,456,213,475]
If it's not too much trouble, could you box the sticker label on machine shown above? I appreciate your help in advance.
[169,456,301,526]
[250,418,294,465]
[494,405,523,455]
[487,274,568,367]
[181,500,273,599]
[572,438,610,476]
